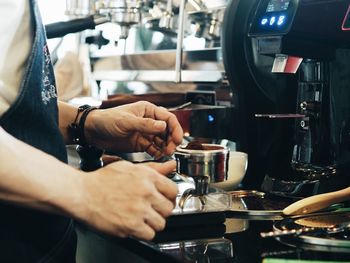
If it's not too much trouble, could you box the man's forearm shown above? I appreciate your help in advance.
[0,127,84,217]
[0,126,178,240]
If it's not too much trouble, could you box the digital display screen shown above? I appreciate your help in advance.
[249,0,296,36]
[266,0,291,13]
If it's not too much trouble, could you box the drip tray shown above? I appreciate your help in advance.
[225,190,291,220]
[172,179,290,219]
[273,210,350,252]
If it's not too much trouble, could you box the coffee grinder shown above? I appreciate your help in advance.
[246,0,350,197]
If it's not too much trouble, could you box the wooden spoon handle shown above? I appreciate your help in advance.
[283,187,350,216]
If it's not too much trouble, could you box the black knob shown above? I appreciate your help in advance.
[85,31,110,49]
[300,101,320,112]
[300,118,309,130]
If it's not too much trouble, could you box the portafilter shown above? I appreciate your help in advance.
[174,143,229,209]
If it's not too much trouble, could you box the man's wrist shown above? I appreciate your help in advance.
[53,169,87,220]
[83,108,100,147]
[68,105,99,146]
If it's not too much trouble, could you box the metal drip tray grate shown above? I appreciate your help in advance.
[171,179,287,218]
[273,210,350,252]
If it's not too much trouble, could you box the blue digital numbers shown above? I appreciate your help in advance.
[261,18,268,25]
[277,15,286,26]
[260,14,287,28]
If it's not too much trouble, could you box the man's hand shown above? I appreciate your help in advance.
[0,127,177,241]
[84,101,183,158]
[76,160,178,240]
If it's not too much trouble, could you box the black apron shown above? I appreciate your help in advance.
[0,0,76,262]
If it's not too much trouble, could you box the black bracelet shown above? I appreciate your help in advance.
[69,104,98,146]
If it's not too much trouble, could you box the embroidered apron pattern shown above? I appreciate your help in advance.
[41,44,57,105]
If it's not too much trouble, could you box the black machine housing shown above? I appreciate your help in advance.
[222,0,350,197]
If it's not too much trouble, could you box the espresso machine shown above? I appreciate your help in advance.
[53,0,350,198]
[222,0,350,197]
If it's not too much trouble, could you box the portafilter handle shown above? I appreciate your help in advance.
[76,145,104,172]
[45,16,109,39]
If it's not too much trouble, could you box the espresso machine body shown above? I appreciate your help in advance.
[222,0,350,197]
[60,0,350,197]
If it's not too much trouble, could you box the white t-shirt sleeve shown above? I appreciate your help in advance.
[0,0,32,117]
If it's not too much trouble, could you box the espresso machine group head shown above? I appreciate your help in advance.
[247,0,350,197]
